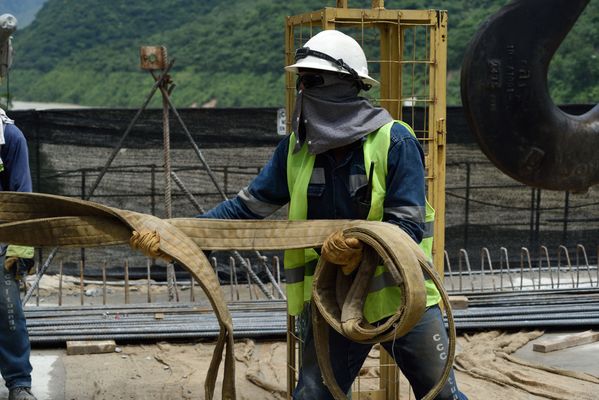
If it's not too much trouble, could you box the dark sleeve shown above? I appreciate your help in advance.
[383,122,426,243]
[199,135,291,219]
[1,123,32,193]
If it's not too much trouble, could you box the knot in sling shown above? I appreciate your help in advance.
[130,230,173,262]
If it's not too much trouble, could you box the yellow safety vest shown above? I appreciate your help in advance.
[285,121,440,321]
[6,244,34,259]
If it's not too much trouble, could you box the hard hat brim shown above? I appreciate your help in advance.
[285,61,379,86]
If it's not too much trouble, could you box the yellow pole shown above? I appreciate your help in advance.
[372,0,385,9]
[430,10,448,278]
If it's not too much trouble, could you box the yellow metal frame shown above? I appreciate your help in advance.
[285,2,447,398]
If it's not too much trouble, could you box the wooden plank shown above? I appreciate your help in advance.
[533,330,599,353]
[448,295,469,310]
[67,340,117,355]
[351,389,386,400]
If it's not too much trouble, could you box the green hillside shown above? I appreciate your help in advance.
[7,0,599,108]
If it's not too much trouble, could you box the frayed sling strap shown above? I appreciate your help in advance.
[0,192,455,400]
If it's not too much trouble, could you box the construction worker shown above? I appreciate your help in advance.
[200,30,466,399]
[0,109,37,400]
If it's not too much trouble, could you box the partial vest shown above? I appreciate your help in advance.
[284,120,440,322]
[6,244,34,259]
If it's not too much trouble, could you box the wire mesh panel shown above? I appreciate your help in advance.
[285,5,448,273]
[284,2,447,399]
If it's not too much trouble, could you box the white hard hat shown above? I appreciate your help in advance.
[285,30,379,88]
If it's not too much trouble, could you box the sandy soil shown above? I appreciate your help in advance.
[16,276,599,399]
[53,331,599,400]
[62,340,287,400]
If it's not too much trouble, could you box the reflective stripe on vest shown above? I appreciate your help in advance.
[284,134,318,315]
[362,121,439,322]
[285,121,440,320]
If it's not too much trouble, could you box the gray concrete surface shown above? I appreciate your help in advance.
[0,350,65,400]
[514,331,599,376]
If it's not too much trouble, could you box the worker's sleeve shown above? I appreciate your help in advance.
[1,123,32,193]
[2,123,34,260]
[199,136,291,219]
[383,122,426,244]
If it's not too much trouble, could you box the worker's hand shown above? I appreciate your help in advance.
[321,231,363,275]
[4,256,35,281]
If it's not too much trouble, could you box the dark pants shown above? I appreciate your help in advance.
[0,249,32,390]
[293,305,467,400]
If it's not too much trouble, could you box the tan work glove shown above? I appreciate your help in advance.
[4,256,35,281]
[321,230,363,275]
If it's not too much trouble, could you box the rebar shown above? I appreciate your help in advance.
[21,289,599,344]
[171,170,284,300]
[22,61,176,305]
[17,243,599,344]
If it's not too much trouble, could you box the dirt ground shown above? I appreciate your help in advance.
[5,276,599,400]
[23,330,596,400]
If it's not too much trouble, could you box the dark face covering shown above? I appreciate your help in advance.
[291,72,393,155]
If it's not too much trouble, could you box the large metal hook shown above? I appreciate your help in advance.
[461,0,599,191]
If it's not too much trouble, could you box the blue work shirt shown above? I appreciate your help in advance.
[0,123,32,193]
[0,121,33,391]
[201,122,426,244]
